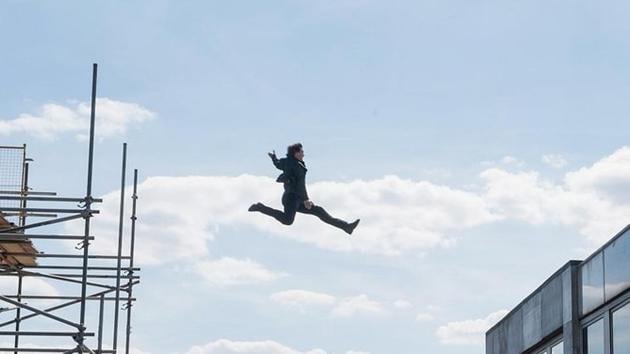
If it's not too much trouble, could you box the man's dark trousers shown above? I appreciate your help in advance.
[256,192,350,231]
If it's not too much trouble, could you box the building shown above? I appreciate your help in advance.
[485,225,630,354]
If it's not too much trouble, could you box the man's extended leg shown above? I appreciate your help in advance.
[298,204,359,234]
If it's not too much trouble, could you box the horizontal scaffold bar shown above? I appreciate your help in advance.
[1,253,131,260]
[14,265,140,271]
[0,235,95,241]
[0,349,113,353]
[0,273,139,280]
[0,207,99,214]
[0,331,94,336]
[2,295,136,301]
[0,196,102,203]
[0,212,58,218]
[50,274,139,279]
[0,191,56,196]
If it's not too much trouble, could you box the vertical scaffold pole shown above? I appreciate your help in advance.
[79,63,98,343]
[15,159,28,352]
[13,274,23,354]
[124,169,139,354]
[97,294,105,354]
[113,143,127,352]
[19,145,27,227]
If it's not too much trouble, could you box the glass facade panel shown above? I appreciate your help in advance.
[613,302,630,354]
[584,319,605,354]
[582,253,605,314]
[551,341,563,354]
[605,229,630,301]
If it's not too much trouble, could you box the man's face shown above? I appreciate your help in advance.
[294,148,305,161]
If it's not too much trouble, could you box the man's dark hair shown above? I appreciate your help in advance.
[286,143,303,158]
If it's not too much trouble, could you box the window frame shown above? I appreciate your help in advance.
[580,289,630,354]
[582,315,607,354]
[529,335,564,354]
[610,298,630,354]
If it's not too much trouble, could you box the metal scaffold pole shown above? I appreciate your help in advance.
[78,63,99,346]
[14,153,27,354]
[13,274,22,354]
[113,143,127,351]
[124,169,139,354]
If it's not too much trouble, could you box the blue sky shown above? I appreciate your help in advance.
[1,1,630,353]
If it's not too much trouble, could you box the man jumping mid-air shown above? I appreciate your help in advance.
[248,143,360,235]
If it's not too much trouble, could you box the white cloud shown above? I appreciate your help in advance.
[500,156,520,165]
[184,339,370,354]
[542,154,568,168]
[483,146,630,245]
[195,257,286,287]
[129,348,151,354]
[393,299,411,309]
[436,309,508,345]
[0,98,154,140]
[415,304,439,322]
[416,312,434,321]
[271,289,393,319]
[72,174,498,265]
[481,155,524,168]
[331,294,387,318]
[427,304,441,312]
[565,146,630,201]
[185,339,327,354]
[270,290,336,308]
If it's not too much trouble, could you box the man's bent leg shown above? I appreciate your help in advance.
[253,195,298,225]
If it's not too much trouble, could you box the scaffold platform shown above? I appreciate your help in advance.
[0,213,38,267]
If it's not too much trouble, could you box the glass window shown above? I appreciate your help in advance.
[582,253,605,314]
[604,230,630,301]
[551,341,563,354]
[584,318,605,354]
[613,302,630,354]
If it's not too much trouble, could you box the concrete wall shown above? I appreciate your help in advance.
[486,225,630,354]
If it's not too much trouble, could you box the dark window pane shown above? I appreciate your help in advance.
[604,230,630,301]
[613,302,630,354]
[582,253,605,315]
[584,319,605,354]
[552,341,563,354]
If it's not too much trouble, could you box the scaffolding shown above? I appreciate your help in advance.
[0,64,141,353]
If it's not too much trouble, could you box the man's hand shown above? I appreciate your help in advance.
[304,200,314,209]
[268,150,276,159]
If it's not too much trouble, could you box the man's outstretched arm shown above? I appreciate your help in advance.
[268,150,284,170]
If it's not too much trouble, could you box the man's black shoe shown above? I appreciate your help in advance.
[345,219,360,235]
[248,203,263,212]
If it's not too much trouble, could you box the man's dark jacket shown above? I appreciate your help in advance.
[271,155,309,201]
